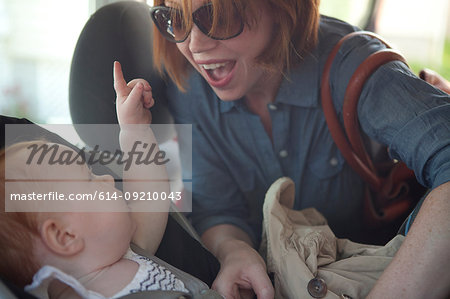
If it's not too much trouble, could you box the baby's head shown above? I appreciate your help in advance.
[0,141,136,287]
[0,142,41,287]
[0,194,40,287]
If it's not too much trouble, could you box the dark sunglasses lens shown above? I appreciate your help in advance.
[193,4,243,40]
[151,7,187,42]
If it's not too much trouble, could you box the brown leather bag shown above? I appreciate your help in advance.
[321,31,427,231]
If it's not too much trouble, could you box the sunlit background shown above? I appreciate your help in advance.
[0,0,449,126]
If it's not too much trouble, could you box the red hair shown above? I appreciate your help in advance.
[152,0,320,90]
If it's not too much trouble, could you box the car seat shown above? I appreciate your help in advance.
[69,0,174,152]
[0,114,221,298]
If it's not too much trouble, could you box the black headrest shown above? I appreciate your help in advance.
[69,1,173,151]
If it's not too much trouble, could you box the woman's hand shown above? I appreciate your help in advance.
[212,239,274,299]
[420,68,450,94]
[202,224,274,299]
[113,61,154,125]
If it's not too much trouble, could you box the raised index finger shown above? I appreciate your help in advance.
[113,61,129,96]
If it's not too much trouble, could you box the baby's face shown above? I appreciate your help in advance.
[37,144,136,261]
[7,143,136,253]
[62,210,136,263]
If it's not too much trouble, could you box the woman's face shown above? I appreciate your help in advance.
[171,0,277,101]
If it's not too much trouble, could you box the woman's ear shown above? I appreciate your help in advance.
[40,218,84,256]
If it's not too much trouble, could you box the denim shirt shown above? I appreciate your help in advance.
[165,16,450,244]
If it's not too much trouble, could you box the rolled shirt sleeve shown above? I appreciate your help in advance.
[329,35,450,189]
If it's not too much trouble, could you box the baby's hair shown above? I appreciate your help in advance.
[0,141,47,287]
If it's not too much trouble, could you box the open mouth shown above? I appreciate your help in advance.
[199,61,236,88]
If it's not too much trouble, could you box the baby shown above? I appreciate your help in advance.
[0,62,188,298]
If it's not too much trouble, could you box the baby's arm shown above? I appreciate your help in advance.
[113,61,170,254]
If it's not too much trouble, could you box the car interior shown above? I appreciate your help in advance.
[1,0,449,298]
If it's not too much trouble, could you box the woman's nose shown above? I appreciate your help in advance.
[188,25,217,53]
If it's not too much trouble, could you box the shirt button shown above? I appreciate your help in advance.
[329,157,339,167]
[279,150,288,158]
[307,277,327,298]
[268,103,278,110]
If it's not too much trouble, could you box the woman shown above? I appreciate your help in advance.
[146,0,450,298]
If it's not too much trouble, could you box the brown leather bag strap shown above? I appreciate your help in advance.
[321,31,410,193]
[343,50,407,168]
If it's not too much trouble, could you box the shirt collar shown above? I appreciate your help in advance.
[218,98,238,113]
[275,50,320,108]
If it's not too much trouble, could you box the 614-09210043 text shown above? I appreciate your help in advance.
[98,191,182,201]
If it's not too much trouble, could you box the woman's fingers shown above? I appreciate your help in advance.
[246,265,274,299]
[420,68,450,94]
[212,277,241,299]
[211,244,274,299]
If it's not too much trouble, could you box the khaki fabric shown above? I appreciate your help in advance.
[260,177,404,299]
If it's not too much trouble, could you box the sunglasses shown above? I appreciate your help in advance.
[150,3,244,43]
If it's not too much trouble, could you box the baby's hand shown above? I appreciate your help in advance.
[113,61,153,125]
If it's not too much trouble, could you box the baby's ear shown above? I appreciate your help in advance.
[40,218,84,256]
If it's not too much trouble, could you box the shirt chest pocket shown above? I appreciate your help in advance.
[307,144,345,180]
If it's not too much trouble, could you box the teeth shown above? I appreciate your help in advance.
[200,62,227,70]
